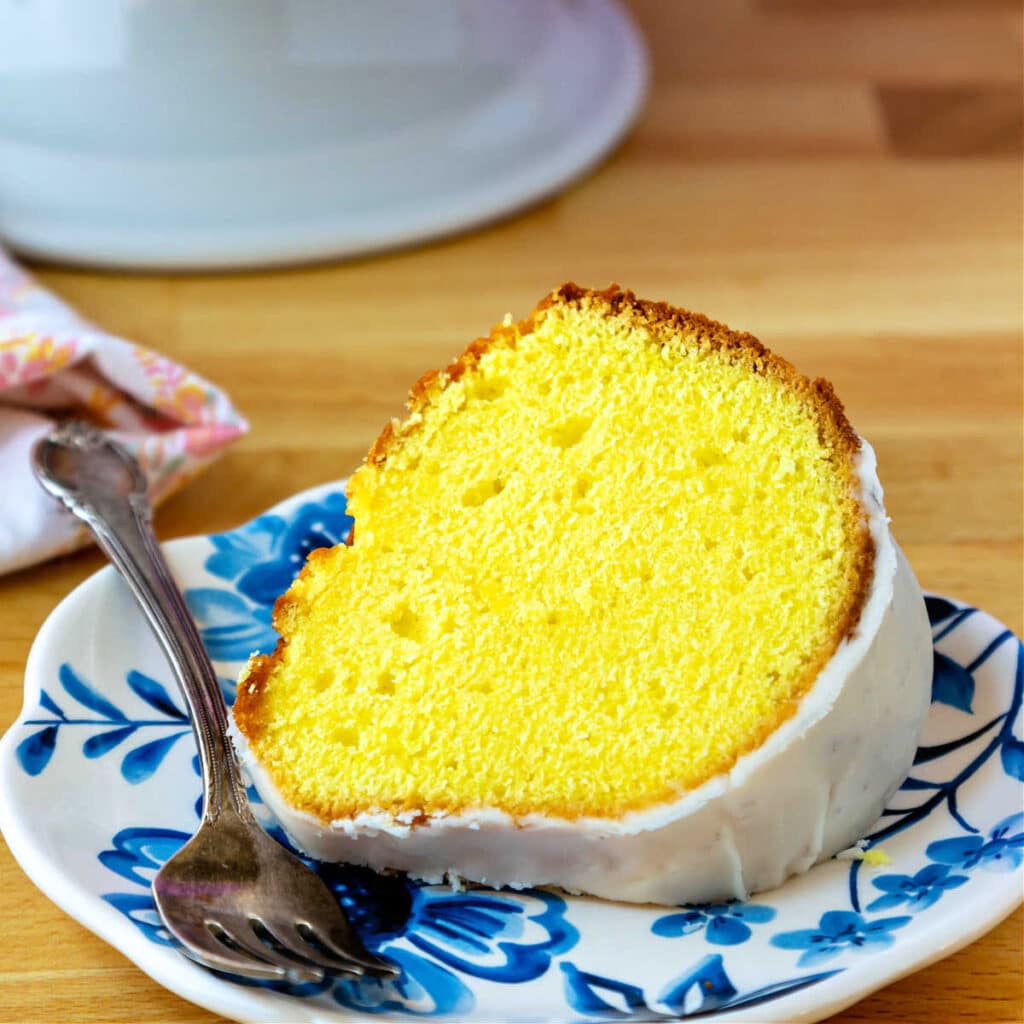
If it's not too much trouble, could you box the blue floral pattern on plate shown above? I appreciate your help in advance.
[96,824,576,1015]
[15,664,191,782]
[2,481,1022,1022]
[651,901,776,946]
[926,812,1024,872]
[185,492,352,662]
[770,911,911,968]
[865,863,968,913]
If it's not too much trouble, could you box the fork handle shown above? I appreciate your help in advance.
[34,428,253,825]
[88,491,253,823]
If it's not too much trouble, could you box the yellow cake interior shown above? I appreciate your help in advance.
[235,290,870,821]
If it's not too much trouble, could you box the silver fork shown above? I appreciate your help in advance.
[33,422,397,985]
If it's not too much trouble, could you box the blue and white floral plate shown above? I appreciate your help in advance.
[1,482,1021,1023]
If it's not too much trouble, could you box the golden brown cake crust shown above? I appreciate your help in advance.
[234,284,876,822]
[366,283,863,470]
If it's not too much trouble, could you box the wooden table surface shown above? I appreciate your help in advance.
[2,2,1021,1021]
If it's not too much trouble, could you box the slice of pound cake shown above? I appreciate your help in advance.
[233,284,933,904]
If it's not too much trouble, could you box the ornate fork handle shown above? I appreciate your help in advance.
[33,422,252,825]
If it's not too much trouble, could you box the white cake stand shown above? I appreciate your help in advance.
[0,0,647,270]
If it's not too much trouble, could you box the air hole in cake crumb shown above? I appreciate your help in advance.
[695,445,725,468]
[732,427,750,444]
[461,478,505,507]
[331,724,359,746]
[547,415,592,450]
[537,378,552,396]
[574,475,593,498]
[388,604,426,643]
[636,564,654,583]
[470,377,508,402]
[313,670,334,693]
[703,537,719,552]
[742,566,756,582]
[545,610,560,626]
[376,671,396,695]
[573,501,595,516]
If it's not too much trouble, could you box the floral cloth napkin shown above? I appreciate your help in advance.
[0,250,247,575]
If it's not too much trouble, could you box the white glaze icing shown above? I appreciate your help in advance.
[232,440,934,904]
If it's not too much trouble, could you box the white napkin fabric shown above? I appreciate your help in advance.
[0,249,248,575]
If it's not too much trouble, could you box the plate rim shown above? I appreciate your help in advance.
[1,479,1021,1023]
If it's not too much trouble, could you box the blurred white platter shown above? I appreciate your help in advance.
[0,0,647,270]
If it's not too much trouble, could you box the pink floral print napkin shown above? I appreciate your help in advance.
[0,250,248,575]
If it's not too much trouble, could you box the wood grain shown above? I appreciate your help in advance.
[1,1,1021,1021]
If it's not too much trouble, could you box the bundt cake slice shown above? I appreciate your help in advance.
[232,284,932,904]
